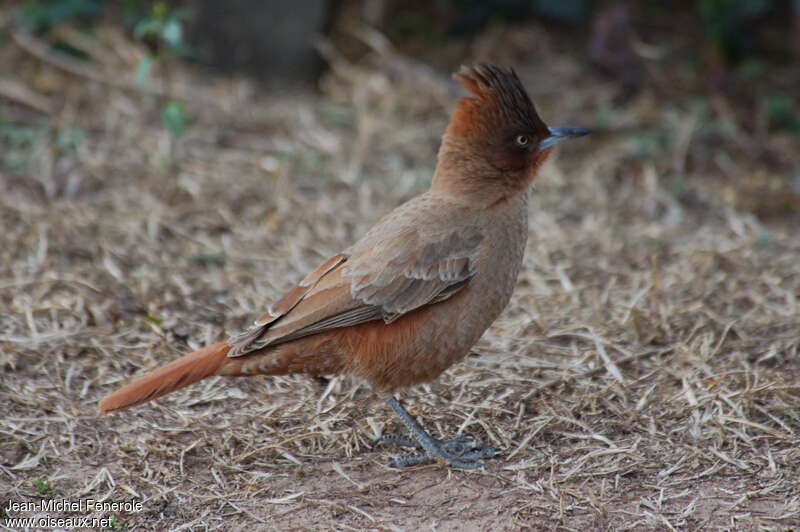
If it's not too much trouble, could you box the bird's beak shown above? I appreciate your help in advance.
[538,126,590,150]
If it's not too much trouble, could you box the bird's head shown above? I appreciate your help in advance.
[433,64,588,201]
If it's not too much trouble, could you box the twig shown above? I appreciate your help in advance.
[523,347,672,399]
[11,30,159,95]
[11,29,216,107]
[0,78,53,113]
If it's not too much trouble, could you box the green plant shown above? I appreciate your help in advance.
[697,0,772,61]
[133,2,191,142]
[765,93,800,133]
[0,120,86,173]
[132,1,191,55]
[34,478,56,497]
[132,0,192,81]
[12,0,193,145]
[15,0,103,33]
[105,516,129,530]
[160,98,186,139]
[0,120,45,171]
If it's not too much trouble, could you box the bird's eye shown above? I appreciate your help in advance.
[515,134,530,147]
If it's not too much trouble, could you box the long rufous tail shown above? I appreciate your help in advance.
[99,341,231,414]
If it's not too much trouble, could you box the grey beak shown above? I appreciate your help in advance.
[538,126,590,150]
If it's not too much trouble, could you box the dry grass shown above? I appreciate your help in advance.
[2,21,800,531]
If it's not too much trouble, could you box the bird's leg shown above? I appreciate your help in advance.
[378,396,498,469]
[375,432,475,451]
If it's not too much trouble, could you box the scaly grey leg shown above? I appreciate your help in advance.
[380,396,499,469]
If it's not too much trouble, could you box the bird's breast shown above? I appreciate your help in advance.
[340,199,529,393]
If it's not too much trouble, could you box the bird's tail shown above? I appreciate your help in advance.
[99,341,231,414]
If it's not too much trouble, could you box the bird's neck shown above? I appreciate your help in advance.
[430,136,532,207]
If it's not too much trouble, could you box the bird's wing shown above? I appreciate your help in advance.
[227,220,483,357]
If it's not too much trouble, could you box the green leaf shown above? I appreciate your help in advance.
[133,18,161,40]
[15,0,103,32]
[161,100,187,138]
[134,55,154,88]
[153,1,168,20]
[162,18,183,49]
[766,93,800,133]
[35,478,56,497]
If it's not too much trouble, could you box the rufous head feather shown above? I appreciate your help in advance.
[450,64,548,140]
[433,64,589,197]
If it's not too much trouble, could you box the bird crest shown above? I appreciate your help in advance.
[450,64,548,138]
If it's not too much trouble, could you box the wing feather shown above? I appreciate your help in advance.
[228,206,484,358]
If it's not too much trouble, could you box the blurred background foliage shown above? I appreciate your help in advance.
[0,0,798,216]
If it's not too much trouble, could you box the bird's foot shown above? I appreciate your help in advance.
[375,432,499,469]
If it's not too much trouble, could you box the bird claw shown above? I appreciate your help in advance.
[376,432,499,469]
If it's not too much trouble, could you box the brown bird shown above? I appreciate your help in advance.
[99,64,589,468]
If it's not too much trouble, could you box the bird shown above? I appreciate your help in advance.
[99,64,589,469]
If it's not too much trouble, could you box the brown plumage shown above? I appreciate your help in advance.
[99,64,589,468]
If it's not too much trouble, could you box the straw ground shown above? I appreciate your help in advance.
[2,23,799,531]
